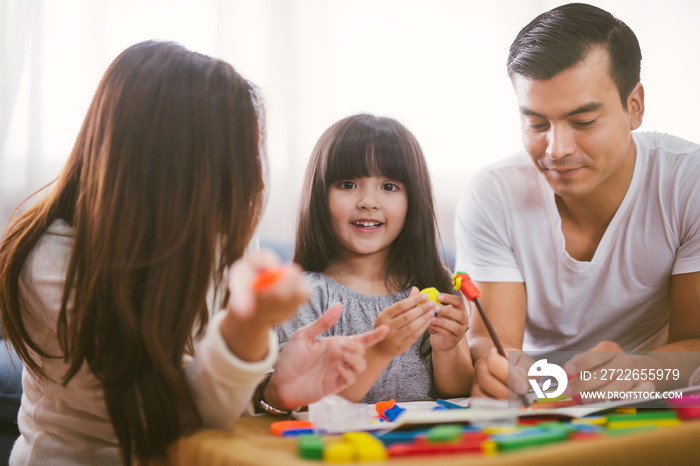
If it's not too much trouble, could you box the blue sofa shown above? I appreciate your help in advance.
[0,340,21,462]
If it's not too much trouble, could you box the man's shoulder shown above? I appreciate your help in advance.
[467,151,542,198]
[635,132,700,188]
[478,151,534,176]
[636,132,700,162]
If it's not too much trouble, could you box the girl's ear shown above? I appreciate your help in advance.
[627,82,644,130]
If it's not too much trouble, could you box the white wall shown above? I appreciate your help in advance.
[2,0,699,255]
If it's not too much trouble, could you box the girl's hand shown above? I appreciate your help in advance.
[220,250,310,362]
[372,287,435,359]
[429,292,469,352]
[264,303,389,409]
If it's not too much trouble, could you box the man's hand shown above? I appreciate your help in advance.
[467,281,528,399]
[471,347,532,400]
[265,303,389,410]
[564,340,656,403]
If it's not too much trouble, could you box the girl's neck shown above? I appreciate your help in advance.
[323,253,399,296]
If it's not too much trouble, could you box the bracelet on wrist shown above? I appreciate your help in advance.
[254,373,292,417]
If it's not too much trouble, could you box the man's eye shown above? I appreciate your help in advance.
[574,119,597,127]
[529,122,549,131]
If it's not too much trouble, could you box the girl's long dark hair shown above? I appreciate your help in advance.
[0,41,265,464]
[295,113,453,295]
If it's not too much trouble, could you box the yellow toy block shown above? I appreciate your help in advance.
[420,287,441,304]
[324,440,354,463]
[572,416,607,426]
[607,418,681,429]
[481,439,498,455]
[343,432,388,461]
[482,425,519,434]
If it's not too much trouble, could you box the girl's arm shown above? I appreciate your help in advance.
[429,293,474,398]
[432,336,473,398]
[339,290,435,402]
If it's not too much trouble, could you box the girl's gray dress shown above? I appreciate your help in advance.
[276,272,434,403]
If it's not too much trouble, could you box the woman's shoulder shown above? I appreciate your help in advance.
[18,219,75,330]
[23,219,74,282]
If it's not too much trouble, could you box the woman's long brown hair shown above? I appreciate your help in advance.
[0,41,265,464]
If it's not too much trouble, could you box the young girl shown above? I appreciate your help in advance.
[0,42,384,465]
[277,114,474,404]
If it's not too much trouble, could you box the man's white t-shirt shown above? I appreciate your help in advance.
[454,132,700,352]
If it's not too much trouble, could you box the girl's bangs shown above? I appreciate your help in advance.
[325,130,409,184]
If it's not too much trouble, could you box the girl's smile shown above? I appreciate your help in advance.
[351,218,384,231]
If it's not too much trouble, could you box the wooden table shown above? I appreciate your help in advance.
[151,414,700,465]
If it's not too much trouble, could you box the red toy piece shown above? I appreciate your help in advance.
[388,433,487,457]
[452,272,481,301]
[375,399,396,421]
[253,266,287,292]
[270,420,313,436]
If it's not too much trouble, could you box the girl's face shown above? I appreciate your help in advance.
[328,176,408,260]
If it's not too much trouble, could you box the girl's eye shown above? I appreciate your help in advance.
[381,183,400,192]
[338,181,356,189]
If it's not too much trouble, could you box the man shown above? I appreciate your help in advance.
[454,3,700,400]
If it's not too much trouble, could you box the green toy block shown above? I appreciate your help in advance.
[298,434,324,460]
[426,424,463,442]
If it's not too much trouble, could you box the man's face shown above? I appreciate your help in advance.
[512,47,644,199]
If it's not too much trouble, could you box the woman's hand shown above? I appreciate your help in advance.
[226,249,309,325]
[265,303,389,409]
[220,250,310,362]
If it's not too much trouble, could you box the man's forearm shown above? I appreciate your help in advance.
[653,338,700,390]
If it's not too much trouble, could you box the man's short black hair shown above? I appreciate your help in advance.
[507,3,641,109]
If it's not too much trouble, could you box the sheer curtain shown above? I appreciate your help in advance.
[2,0,699,252]
[0,0,31,168]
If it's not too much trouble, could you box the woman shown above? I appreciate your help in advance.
[0,41,385,465]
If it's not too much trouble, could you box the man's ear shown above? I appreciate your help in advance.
[627,82,645,130]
